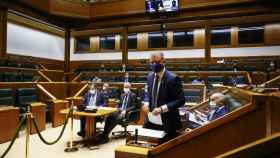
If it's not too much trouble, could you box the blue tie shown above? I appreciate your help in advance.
[121,95,128,110]
[152,75,159,108]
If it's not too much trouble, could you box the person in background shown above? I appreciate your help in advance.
[142,52,185,140]
[208,92,241,121]
[98,82,138,143]
[102,83,112,104]
[77,82,107,137]
[185,92,241,129]
[192,77,205,84]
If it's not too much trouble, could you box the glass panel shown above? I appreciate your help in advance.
[238,26,264,44]
[100,35,115,50]
[173,30,194,47]
[128,33,137,49]
[148,32,167,48]
[75,36,90,52]
[211,27,231,45]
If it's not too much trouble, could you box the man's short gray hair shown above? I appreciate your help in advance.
[150,52,165,59]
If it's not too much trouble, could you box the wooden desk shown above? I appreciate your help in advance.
[115,88,280,158]
[30,102,46,134]
[60,107,117,144]
[0,106,19,143]
[49,100,69,127]
[215,133,280,158]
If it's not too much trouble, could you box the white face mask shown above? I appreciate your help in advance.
[209,101,217,109]
[124,88,130,94]
[89,89,96,94]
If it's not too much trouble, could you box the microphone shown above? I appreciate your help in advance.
[134,129,138,144]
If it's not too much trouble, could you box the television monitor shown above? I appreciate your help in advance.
[146,0,179,13]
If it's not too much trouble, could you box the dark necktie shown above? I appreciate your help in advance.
[121,94,128,110]
[152,75,159,108]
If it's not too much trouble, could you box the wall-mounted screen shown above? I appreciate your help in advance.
[146,0,179,13]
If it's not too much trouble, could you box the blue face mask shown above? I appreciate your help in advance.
[151,63,164,73]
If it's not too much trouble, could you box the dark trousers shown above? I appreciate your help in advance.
[102,112,123,138]
[80,116,103,132]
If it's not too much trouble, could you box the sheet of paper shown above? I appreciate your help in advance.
[148,112,163,126]
[189,112,208,126]
[97,107,116,110]
[134,127,166,139]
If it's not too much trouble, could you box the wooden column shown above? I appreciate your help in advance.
[64,29,70,81]
[0,7,7,59]
[122,27,128,65]
[204,23,211,63]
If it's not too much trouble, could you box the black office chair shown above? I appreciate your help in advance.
[0,88,14,107]
[111,97,141,138]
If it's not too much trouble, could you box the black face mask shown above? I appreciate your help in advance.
[151,63,164,73]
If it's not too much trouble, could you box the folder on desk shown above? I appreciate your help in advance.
[134,127,166,139]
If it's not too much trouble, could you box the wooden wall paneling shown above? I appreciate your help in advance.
[49,0,90,19]
[122,27,128,64]
[205,23,211,62]
[167,31,173,49]
[180,0,256,9]
[0,7,7,58]
[265,23,280,45]
[137,33,148,51]
[71,27,123,37]
[194,28,205,48]
[0,107,19,143]
[64,29,70,80]
[88,0,255,19]
[128,24,161,33]
[20,0,49,13]
[231,27,238,47]
[115,34,121,51]
[90,36,100,51]
[90,0,145,18]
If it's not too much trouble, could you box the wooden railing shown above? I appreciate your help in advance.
[115,87,280,158]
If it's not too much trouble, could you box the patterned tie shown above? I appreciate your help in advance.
[152,74,159,108]
[121,94,128,110]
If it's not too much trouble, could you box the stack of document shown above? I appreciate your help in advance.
[134,127,166,139]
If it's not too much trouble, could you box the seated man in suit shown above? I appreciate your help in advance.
[186,92,241,129]
[78,82,107,137]
[102,83,113,104]
[98,82,138,143]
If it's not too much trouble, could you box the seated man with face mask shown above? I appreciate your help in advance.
[98,82,138,144]
[78,82,107,137]
[186,92,241,129]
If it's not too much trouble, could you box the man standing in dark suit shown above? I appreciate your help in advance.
[98,82,138,143]
[142,52,185,140]
[78,82,107,137]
